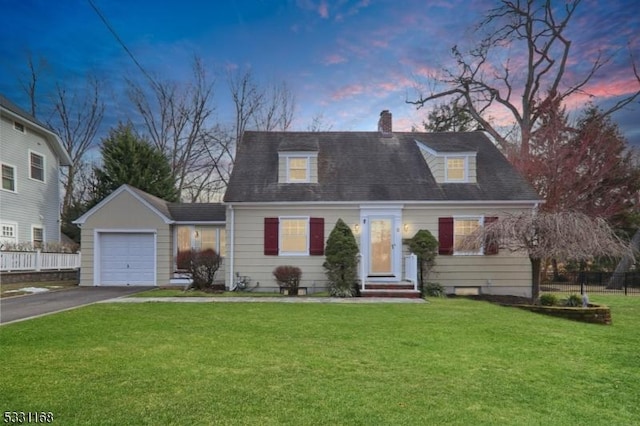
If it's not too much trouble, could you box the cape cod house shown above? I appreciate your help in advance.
[74,110,540,297]
[223,111,541,297]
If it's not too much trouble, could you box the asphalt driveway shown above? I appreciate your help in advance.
[0,286,152,325]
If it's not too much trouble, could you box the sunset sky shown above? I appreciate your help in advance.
[1,0,638,148]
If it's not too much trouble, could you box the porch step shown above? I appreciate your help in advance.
[360,289,421,298]
[365,283,415,290]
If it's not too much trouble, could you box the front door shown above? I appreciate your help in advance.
[369,217,393,276]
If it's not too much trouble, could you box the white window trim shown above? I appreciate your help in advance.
[13,121,25,133]
[174,225,226,268]
[278,151,318,183]
[1,221,18,247]
[1,163,18,193]
[279,216,310,256]
[28,149,46,183]
[453,216,484,256]
[445,156,469,183]
[31,225,45,248]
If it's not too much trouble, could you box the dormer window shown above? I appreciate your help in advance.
[278,151,318,183]
[416,140,476,184]
[445,157,468,182]
[287,157,309,182]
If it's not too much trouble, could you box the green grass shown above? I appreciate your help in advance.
[1,296,639,425]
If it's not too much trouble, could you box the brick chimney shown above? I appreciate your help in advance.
[378,110,392,136]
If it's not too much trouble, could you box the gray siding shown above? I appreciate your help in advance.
[0,114,62,245]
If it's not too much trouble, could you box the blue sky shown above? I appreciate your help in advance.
[1,0,639,147]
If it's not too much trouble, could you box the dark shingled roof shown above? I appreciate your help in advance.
[168,203,226,222]
[224,131,540,203]
[124,184,225,222]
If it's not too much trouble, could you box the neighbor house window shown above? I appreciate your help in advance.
[32,226,44,249]
[14,121,25,132]
[1,164,16,192]
[29,152,45,182]
[287,157,309,182]
[445,157,467,182]
[454,218,482,255]
[1,223,16,244]
[280,218,309,254]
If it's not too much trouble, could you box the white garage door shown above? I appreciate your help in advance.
[99,233,155,286]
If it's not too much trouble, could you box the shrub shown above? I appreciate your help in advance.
[323,219,360,297]
[408,230,438,296]
[183,249,222,291]
[176,250,192,270]
[273,266,302,292]
[564,294,583,307]
[539,294,559,306]
[424,282,445,297]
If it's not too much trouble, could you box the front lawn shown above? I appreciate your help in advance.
[1,296,638,425]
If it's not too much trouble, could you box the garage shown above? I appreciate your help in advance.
[99,232,156,286]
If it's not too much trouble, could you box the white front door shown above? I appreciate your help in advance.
[369,217,393,276]
[361,207,403,281]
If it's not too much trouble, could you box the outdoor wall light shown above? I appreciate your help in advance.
[354,224,360,233]
[403,223,409,232]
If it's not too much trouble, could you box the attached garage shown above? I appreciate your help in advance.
[98,232,156,285]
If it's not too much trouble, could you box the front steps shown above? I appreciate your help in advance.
[360,283,421,298]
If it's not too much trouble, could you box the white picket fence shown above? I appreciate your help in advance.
[0,251,81,272]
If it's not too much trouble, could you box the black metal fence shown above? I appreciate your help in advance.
[541,271,640,295]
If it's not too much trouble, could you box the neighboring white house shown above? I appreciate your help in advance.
[0,94,72,248]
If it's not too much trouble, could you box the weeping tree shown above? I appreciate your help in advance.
[462,211,632,302]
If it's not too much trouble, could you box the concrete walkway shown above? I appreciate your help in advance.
[104,296,426,304]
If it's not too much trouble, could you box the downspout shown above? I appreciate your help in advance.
[228,204,235,290]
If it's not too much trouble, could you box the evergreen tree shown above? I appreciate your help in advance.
[323,219,359,297]
[90,122,179,205]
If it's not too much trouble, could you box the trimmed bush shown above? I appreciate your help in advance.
[324,219,359,297]
[424,282,445,297]
[183,249,222,291]
[408,229,439,296]
[539,294,559,306]
[273,266,302,293]
[564,294,583,307]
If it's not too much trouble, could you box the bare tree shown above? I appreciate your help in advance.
[252,81,296,131]
[51,77,105,214]
[128,56,221,201]
[19,53,49,118]
[228,68,264,144]
[462,211,632,301]
[409,0,640,156]
[306,112,334,132]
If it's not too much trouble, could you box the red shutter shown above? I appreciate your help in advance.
[309,217,325,255]
[438,217,454,255]
[264,218,279,255]
[484,216,499,255]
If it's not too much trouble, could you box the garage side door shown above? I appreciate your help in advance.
[100,233,155,286]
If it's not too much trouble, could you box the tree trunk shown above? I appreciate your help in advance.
[531,257,542,303]
[607,229,640,289]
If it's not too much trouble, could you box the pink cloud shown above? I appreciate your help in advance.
[318,1,329,18]
[331,83,365,100]
[323,54,347,65]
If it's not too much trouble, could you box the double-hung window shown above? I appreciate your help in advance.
[32,226,44,249]
[445,157,467,182]
[453,218,482,255]
[30,152,45,182]
[1,164,16,192]
[280,218,309,255]
[287,157,309,182]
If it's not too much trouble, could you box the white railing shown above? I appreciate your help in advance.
[0,251,81,272]
[403,254,418,291]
